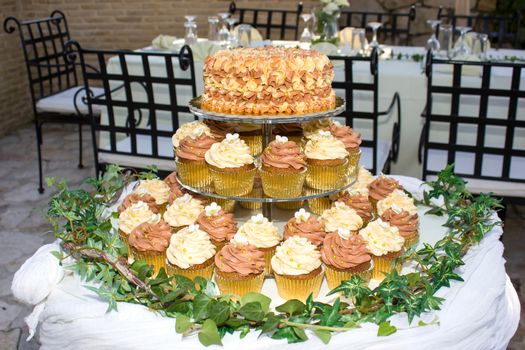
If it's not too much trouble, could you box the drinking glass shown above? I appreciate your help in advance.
[426,20,441,53]
[208,16,219,41]
[454,26,472,57]
[477,33,489,60]
[367,22,383,48]
[352,28,366,55]
[439,24,454,59]
[184,15,196,23]
[238,24,252,47]
[217,12,230,44]
[184,21,197,45]
[300,13,313,42]
[226,17,238,47]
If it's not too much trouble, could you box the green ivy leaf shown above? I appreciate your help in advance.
[175,314,192,334]
[314,329,331,344]
[238,302,265,322]
[271,327,302,343]
[260,314,281,334]
[193,294,212,321]
[292,327,308,341]
[275,299,306,316]
[319,298,340,327]
[241,292,272,313]
[208,300,230,326]
[377,321,397,336]
[198,319,222,347]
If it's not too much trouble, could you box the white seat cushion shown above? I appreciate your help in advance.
[36,86,104,115]
[361,139,391,175]
[426,149,525,197]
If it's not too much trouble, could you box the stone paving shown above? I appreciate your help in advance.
[0,124,522,349]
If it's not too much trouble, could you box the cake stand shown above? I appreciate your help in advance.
[179,96,353,220]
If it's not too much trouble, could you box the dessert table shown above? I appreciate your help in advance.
[11,176,520,350]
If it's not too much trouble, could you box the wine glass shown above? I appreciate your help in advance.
[367,22,383,48]
[184,21,197,46]
[217,12,230,44]
[184,15,196,23]
[454,26,472,58]
[300,14,313,42]
[476,33,489,60]
[439,24,454,59]
[208,16,219,41]
[352,28,366,55]
[226,17,238,47]
[426,20,441,53]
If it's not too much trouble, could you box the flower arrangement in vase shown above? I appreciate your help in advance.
[313,0,349,45]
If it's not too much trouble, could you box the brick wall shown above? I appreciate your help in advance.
[1,0,489,137]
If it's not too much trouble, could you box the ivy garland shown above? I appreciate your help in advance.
[47,165,501,346]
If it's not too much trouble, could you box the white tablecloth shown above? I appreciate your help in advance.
[11,176,520,349]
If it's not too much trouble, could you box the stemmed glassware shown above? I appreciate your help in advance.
[300,14,313,42]
[476,33,489,60]
[439,24,454,59]
[367,22,383,49]
[217,12,230,44]
[208,16,219,42]
[184,15,196,23]
[226,17,238,47]
[454,26,472,57]
[426,20,441,53]
[352,28,366,55]
[184,21,197,45]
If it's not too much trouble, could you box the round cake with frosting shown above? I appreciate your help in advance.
[201,47,336,115]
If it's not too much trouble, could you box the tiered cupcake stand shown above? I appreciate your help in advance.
[180,96,355,221]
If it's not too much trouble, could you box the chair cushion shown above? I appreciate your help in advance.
[361,139,391,175]
[36,86,104,115]
[426,149,525,197]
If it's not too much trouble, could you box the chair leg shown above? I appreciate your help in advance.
[35,123,44,194]
[78,122,84,168]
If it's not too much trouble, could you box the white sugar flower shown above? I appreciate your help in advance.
[187,224,200,233]
[294,208,311,223]
[338,228,351,240]
[190,127,204,138]
[148,213,161,224]
[317,130,332,137]
[334,201,347,209]
[250,213,266,224]
[205,202,222,217]
[275,135,289,143]
[179,193,193,203]
[391,203,403,214]
[231,233,249,245]
[225,133,240,142]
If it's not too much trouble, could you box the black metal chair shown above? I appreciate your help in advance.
[65,41,197,178]
[228,1,303,40]
[419,50,525,207]
[436,7,521,49]
[328,48,401,175]
[3,10,102,193]
[339,6,416,46]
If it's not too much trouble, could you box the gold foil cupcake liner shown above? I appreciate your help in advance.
[346,151,360,183]
[276,200,304,210]
[131,249,167,275]
[403,233,420,249]
[274,271,324,301]
[166,261,215,281]
[259,168,307,198]
[306,158,349,190]
[240,185,262,210]
[209,166,257,197]
[371,255,402,281]
[214,198,236,212]
[307,195,332,215]
[240,134,262,156]
[214,272,265,297]
[175,158,212,189]
[262,246,276,276]
[324,264,372,291]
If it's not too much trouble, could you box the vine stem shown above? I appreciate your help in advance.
[284,321,357,332]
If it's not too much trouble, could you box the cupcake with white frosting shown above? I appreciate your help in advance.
[171,120,214,149]
[320,201,364,233]
[377,189,419,248]
[205,133,256,196]
[236,213,281,275]
[135,178,171,211]
[347,166,375,197]
[163,194,204,232]
[118,201,159,254]
[359,219,404,281]
[271,236,323,301]
[166,224,216,280]
[304,130,349,190]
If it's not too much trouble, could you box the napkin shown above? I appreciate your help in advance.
[151,34,177,50]
[190,41,222,61]
[311,42,339,55]
[339,27,354,45]
[454,32,491,55]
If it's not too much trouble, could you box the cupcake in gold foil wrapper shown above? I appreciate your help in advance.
[167,258,215,281]
[214,236,266,297]
[196,202,237,252]
[276,200,304,210]
[239,175,262,210]
[370,252,402,280]
[240,133,262,156]
[118,201,159,258]
[175,157,212,189]
[283,209,325,248]
[330,122,361,181]
[260,168,307,198]
[335,192,374,226]
[305,158,349,190]
[324,264,372,291]
[307,195,332,216]
[214,198,236,213]
[271,236,323,301]
[209,165,257,196]
[377,190,420,249]
[128,219,172,275]
[163,193,204,232]
[368,175,404,214]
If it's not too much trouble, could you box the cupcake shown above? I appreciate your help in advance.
[377,189,419,248]
[368,175,403,211]
[335,192,373,226]
[233,123,262,156]
[118,201,159,253]
[214,234,266,296]
[166,224,216,280]
[304,130,349,190]
[118,192,159,214]
[272,236,324,301]
[321,228,372,290]
[330,121,361,179]
[302,118,333,140]
[259,135,307,199]
[128,218,172,274]
[164,171,187,200]
[135,179,171,210]
[203,120,231,141]
[171,120,214,149]
[163,193,204,232]
[359,219,404,281]
[348,167,375,197]
[175,128,217,189]
[307,194,332,215]
[196,202,237,251]
[236,213,281,275]
[320,201,364,233]
[239,174,262,210]
[205,133,256,197]
[272,123,303,145]
[283,208,325,247]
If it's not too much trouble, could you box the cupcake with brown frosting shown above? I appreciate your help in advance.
[283,208,325,247]
[335,192,373,225]
[330,122,361,179]
[259,135,307,199]
[196,202,237,250]
[214,234,266,296]
[367,175,404,211]
[118,192,159,214]
[128,219,172,274]
[378,190,419,248]
[321,228,372,290]
[175,128,217,189]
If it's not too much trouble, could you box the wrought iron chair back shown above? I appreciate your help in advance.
[436,7,521,49]
[66,41,197,176]
[339,6,416,46]
[228,1,303,40]
[420,51,525,186]
[328,48,401,174]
